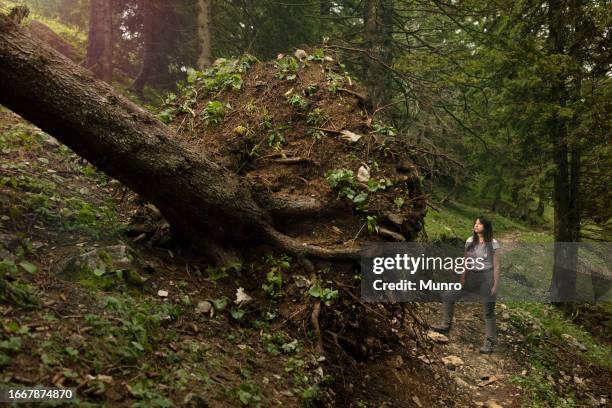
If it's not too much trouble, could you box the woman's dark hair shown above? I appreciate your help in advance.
[467,216,494,256]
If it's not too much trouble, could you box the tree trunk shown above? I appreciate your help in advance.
[132,0,178,93]
[363,0,394,112]
[85,0,113,83]
[196,0,212,70]
[547,0,578,302]
[131,0,155,93]
[0,12,359,263]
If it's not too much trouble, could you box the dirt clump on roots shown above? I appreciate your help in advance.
[162,48,427,247]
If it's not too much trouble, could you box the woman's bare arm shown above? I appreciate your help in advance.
[491,249,501,295]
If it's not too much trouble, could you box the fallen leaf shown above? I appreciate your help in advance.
[340,130,362,142]
[357,165,370,182]
[234,287,252,305]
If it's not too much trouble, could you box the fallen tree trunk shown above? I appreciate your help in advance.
[0,13,360,262]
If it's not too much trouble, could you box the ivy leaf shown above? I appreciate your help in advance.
[230,308,245,320]
[19,261,37,274]
[211,297,228,311]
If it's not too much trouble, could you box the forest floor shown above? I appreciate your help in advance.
[1,108,611,407]
[420,229,610,407]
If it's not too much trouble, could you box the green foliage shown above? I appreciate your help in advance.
[266,130,285,150]
[211,297,228,311]
[259,108,273,130]
[325,168,355,189]
[202,101,231,126]
[275,56,299,80]
[308,281,338,306]
[157,109,174,124]
[261,255,290,298]
[234,382,262,406]
[306,108,328,127]
[325,169,369,209]
[0,258,40,309]
[306,48,326,62]
[325,72,344,94]
[102,295,182,363]
[261,332,299,356]
[186,54,258,94]
[129,380,173,408]
[424,199,527,242]
[366,215,379,234]
[371,122,396,137]
[286,94,308,110]
[366,178,393,192]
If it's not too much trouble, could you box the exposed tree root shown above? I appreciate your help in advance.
[311,299,324,353]
[258,193,348,219]
[261,225,361,261]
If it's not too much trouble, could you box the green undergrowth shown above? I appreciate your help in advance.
[0,113,125,240]
[0,0,86,55]
[508,301,612,407]
[424,198,529,241]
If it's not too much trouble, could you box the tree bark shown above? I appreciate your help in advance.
[547,0,578,302]
[196,0,212,70]
[0,12,359,262]
[132,0,177,93]
[85,0,113,83]
[363,0,394,112]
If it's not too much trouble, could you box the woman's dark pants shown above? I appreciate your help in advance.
[440,269,496,342]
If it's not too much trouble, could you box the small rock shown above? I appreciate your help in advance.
[442,355,464,370]
[157,290,168,297]
[478,375,499,386]
[561,333,587,352]
[502,312,510,320]
[294,49,308,60]
[453,375,470,388]
[196,301,212,314]
[427,330,449,343]
[41,134,61,149]
[484,400,503,408]
[386,213,405,226]
[417,355,431,364]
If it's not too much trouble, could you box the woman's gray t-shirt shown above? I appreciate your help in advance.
[465,236,501,270]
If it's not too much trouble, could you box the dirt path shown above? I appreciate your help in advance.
[421,231,529,407]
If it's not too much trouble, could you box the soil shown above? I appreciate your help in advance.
[166,50,427,245]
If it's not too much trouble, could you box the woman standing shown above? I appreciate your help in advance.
[432,217,501,354]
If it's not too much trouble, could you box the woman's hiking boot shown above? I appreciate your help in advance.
[430,323,451,334]
[479,337,495,354]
